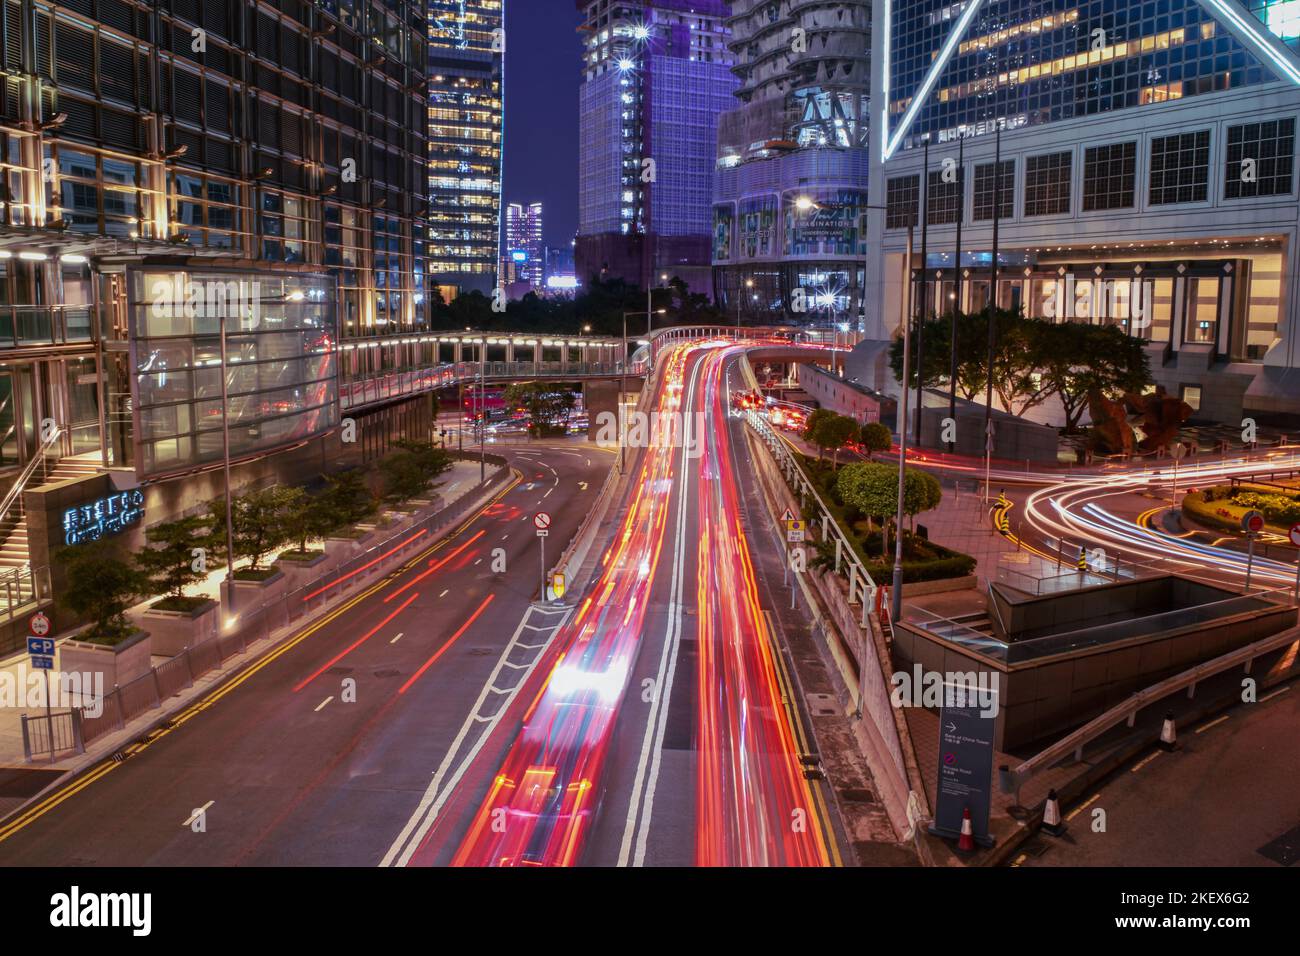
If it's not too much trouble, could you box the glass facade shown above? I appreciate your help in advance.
[128,270,339,477]
[428,0,505,297]
[888,1,1270,152]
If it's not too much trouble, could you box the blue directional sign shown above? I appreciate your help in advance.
[27,637,54,657]
[929,680,998,848]
[30,655,54,670]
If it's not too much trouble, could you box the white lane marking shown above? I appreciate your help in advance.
[474,558,482,566]
[315,696,334,712]
[1194,714,1230,734]
[380,606,570,867]
[544,488,554,498]
[389,633,404,644]
[619,353,699,867]
[438,589,449,598]
[501,534,509,540]
[1260,685,1290,703]
[579,481,589,491]
[521,515,529,522]
[182,801,214,827]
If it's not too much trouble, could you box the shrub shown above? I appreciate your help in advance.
[57,539,145,644]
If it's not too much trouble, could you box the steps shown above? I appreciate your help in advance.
[41,457,103,485]
[0,513,29,570]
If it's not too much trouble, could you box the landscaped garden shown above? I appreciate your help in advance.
[1182,483,1300,536]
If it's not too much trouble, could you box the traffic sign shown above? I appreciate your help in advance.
[536,529,548,538]
[551,572,566,599]
[1290,523,1300,548]
[29,655,53,670]
[780,507,796,523]
[26,637,54,657]
[1242,510,1265,534]
[30,612,50,637]
[533,512,551,531]
[1171,441,1189,460]
[786,519,806,543]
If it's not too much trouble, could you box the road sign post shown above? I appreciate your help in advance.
[27,636,55,761]
[1171,441,1188,502]
[534,512,552,601]
[1290,523,1300,600]
[1242,510,1264,592]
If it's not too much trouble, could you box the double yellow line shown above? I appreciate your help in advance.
[0,473,520,846]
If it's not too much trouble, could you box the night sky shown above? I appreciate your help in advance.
[503,0,583,250]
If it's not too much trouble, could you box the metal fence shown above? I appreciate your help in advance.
[340,361,627,410]
[22,461,511,760]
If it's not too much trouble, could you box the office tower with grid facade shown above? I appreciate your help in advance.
[0,0,443,618]
[864,0,1300,426]
[503,201,544,286]
[576,0,738,294]
[711,0,872,325]
[429,0,504,299]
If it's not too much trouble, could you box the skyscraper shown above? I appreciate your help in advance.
[429,0,505,299]
[864,0,1300,425]
[503,201,545,286]
[711,0,872,325]
[576,0,738,294]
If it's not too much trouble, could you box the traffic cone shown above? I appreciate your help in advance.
[1159,711,1178,751]
[957,807,976,853]
[1041,789,1066,836]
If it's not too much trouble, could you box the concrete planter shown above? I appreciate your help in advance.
[221,568,288,633]
[60,628,152,689]
[326,528,375,558]
[138,599,220,657]
[273,551,334,592]
[900,574,978,597]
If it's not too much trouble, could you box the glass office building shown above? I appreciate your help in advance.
[711,0,872,324]
[429,0,505,298]
[576,0,737,294]
[865,0,1300,426]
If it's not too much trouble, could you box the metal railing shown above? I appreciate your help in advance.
[0,304,94,348]
[1001,623,1300,796]
[20,708,83,762]
[340,361,629,410]
[27,461,511,759]
[0,424,61,530]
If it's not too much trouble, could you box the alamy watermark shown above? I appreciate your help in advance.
[593,410,705,459]
[890,665,1000,718]
[1,666,104,718]
[148,275,263,323]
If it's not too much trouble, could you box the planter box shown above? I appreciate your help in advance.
[137,599,220,657]
[221,568,288,633]
[900,574,978,597]
[325,528,375,558]
[60,629,152,690]
[273,551,335,592]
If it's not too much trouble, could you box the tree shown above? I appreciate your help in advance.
[57,539,145,643]
[503,383,577,437]
[859,421,892,459]
[282,488,336,554]
[380,439,453,504]
[802,408,835,459]
[837,462,943,557]
[135,514,210,602]
[809,412,858,467]
[902,468,943,529]
[1036,322,1151,432]
[208,486,300,573]
[318,469,377,530]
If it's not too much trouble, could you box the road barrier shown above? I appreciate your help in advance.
[22,460,511,760]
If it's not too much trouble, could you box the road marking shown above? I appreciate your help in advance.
[438,590,449,598]
[397,595,495,695]
[579,481,589,491]
[1130,751,1161,773]
[314,696,334,712]
[1194,714,1230,734]
[380,604,570,866]
[620,354,699,867]
[474,558,482,565]
[182,801,214,827]
[389,633,403,644]
[1065,792,1101,821]
[544,488,554,498]
[293,592,420,692]
[1260,685,1290,703]
[501,534,509,540]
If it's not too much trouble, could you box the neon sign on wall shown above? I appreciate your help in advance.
[63,490,145,546]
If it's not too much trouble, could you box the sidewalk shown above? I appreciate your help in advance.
[0,461,507,812]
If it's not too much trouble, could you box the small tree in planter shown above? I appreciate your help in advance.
[279,487,333,560]
[380,440,453,505]
[318,469,378,536]
[859,422,892,460]
[135,514,212,611]
[57,539,146,645]
[207,486,297,580]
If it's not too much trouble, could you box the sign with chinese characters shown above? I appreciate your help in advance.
[63,489,145,546]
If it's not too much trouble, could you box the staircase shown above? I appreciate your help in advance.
[40,455,104,486]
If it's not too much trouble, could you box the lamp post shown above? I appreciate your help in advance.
[219,310,237,618]
[891,223,916,623]
[479,336,486,483]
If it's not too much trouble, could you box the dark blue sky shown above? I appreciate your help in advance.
[504,0,582,249]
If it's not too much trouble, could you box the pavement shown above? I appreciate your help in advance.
[0,439,613,864]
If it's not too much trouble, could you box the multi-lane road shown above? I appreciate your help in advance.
[0,341,849,867]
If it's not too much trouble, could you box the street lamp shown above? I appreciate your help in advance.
[219,309,237,618]
[737,277,754,333]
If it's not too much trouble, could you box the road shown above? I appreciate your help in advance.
[1015,680,1299,867]
[393,342,844,867]
[0,441,609,865]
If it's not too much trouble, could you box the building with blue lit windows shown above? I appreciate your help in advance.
[864,0,1300,426]
[576,0,737,294]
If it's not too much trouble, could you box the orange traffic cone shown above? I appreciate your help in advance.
[1042,789,1066,837]
[957,807,976,853]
